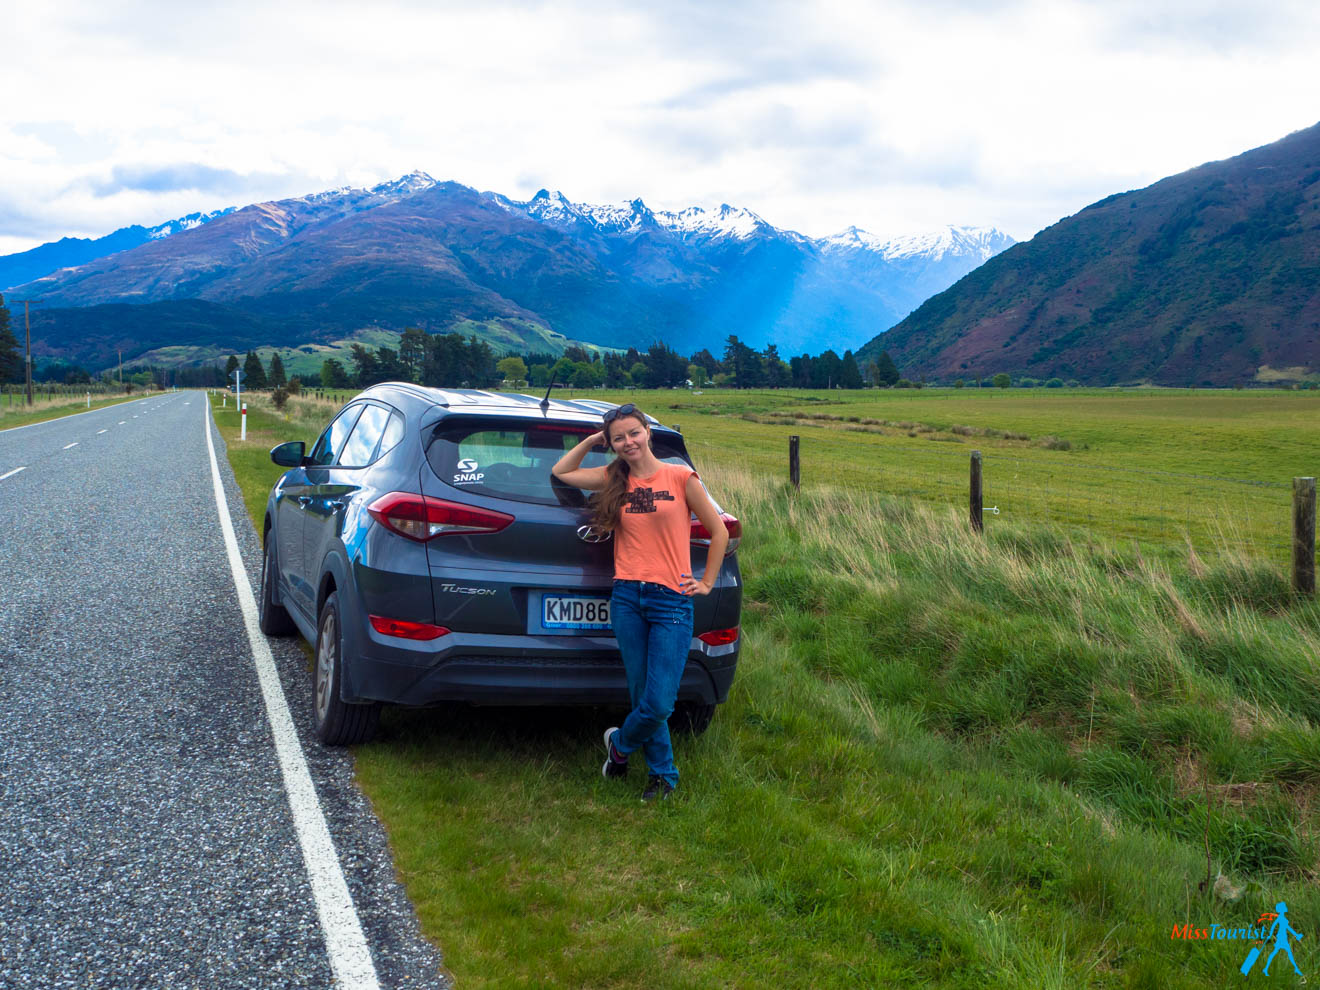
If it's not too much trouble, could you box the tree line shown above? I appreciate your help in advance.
[0,294,908,392]
[219,330,906,392]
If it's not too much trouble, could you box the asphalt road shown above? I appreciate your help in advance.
[0,395,448,988]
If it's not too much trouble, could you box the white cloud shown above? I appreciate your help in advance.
[2,0,1319,251]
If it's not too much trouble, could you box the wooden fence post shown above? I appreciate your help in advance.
[970,451,983,533]
[789,435,800,491]
[1294,477,1316,596]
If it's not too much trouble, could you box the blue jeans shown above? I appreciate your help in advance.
[610,579,693,788]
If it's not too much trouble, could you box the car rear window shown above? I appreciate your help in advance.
[426,419,691,506]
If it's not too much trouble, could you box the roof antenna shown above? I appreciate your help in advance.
[540,381,561,411]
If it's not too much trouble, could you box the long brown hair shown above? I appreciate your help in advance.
[588,410,650,532]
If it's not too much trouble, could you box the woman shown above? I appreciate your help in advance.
[552,403,729,801]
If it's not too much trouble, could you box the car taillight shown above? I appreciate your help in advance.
[690,513,741,554]
[698,626,740,646]
[368,492,514,541]
[369,615,451,640]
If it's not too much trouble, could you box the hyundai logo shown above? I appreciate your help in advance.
[576,525,612,543]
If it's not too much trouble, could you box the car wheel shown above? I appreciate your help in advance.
[258,537,297,636]
[313,592,381,746]
[670,700,715,735]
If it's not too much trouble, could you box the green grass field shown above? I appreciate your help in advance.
[212,387,1320,988]
[0,387,147,431]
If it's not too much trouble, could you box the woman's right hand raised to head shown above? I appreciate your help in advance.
[585,430,606,449]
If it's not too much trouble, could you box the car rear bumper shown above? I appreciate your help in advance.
[352,651,737,707]
[341,629,739,707]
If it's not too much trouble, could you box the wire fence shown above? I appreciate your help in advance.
[0,381,143,418]
[683,428,1300,565]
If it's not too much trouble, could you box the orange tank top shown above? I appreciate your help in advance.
[612,461,698,593]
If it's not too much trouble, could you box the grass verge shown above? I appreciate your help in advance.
[213,390,1320,988]
[0,391,145,431]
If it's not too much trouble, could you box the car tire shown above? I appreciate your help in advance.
[259,537,298,636]
[313,592,381,746]
[670,700,715,735]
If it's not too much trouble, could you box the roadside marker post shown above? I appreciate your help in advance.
[1293,477,1316,596]
[241,403,247,441]
[970,451,984,534]
[86,392,90,408]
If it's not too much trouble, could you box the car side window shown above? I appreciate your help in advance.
[377,412,405,459]
[309,406,363,467]
[338,404,392,467]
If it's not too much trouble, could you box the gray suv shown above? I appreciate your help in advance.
[260,384,742,745]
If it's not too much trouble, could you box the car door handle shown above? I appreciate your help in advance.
[298,496,312,506]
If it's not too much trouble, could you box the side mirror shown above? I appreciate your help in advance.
[270,441,306,467]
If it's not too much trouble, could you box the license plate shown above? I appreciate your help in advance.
[542,595,611,630]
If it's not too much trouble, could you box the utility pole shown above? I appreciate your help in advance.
[118,350,122,388]
[24,300,32,406]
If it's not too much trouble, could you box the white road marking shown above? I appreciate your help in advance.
[119,421,126,425]
[0,466,26,481]
[203,404,380,990]
[97,429,107,434]
[63,442,78,450]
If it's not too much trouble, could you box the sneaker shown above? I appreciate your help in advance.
[641,775,675,802]
[601,727,628,779]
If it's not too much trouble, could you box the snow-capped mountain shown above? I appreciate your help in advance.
[490,189,1011,262]
[11,173,1015,370]
[145,209,234,240]
[0,205,238,291]
[821,224,1014,262]
[486,189,781,244]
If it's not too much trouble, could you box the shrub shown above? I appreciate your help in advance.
[1039,435,1071,450]
[1046,378,1064,388]
[993,373,1011,388]
[272,386,289,410]
[895,379,913,389]
[954,379,965,389]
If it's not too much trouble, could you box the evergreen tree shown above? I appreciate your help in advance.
[224,354,240,383]
[349,344,382,386]
[320,358,351,389]
[602,353,630,388]
[563,345,592,364]
[723,335,763,389]
[243,350,268,389]
[689,348,721,378]
[399,328,428,382]
[371,346,407,383]
[646,342,688,388]
[464,337,499,388]
[0,294,19,384]
[840,350,863,389]
[873,351,900,387]
[268,352,287,388]
[812,350,843,389]
[762,344,789,388]
[790,355,812,388]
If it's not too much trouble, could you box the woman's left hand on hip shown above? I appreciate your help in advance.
[679,574,712,596]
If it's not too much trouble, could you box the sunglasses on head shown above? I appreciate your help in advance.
[602,403,639,425]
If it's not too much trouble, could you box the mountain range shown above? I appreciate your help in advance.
[4,174,1013,372]
[859,121,1320,386]
[0,208,234,293]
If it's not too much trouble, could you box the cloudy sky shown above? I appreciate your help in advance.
[3,0,1319,255]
